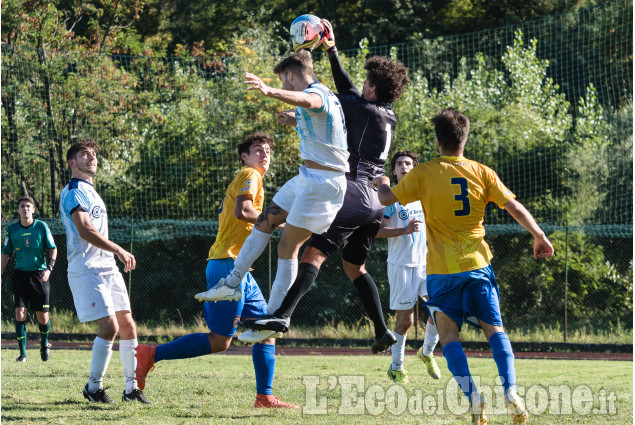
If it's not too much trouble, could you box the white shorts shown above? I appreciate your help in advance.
[387,263,427,310]
[272,165,347,235]
[68,272,131,323]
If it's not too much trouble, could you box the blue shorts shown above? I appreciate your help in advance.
[424,265,503,330]
[203,258,267,337]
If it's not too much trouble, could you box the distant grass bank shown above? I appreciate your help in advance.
[3,308,632,346]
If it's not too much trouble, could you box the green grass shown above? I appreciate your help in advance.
[2,348,632,424]
[5,308,633,345]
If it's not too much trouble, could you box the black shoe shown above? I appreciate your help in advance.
[372,331,397,354]
[16,355,27,362]
[122,388,152,404]
[41,343,51,361]
[83,384,114,404]
[241,315,289,332]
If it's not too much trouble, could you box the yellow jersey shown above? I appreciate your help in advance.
[207,167,265,260]
[391,156,515,275]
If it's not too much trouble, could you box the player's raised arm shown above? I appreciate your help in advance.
[503,198,554,259]
[321,19,360,97]
[244,72,323,109]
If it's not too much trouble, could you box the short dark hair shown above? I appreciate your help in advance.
[273,49,313,78]
[431,108,470,151]
[66,137,100,162]
[18,196,35,208]
[237,131,274,165]
[390,150,419,182]
[365,56,411,104]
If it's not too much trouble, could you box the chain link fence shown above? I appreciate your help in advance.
[2,2,632,340]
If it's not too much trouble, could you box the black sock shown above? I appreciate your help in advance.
[274,262,319,319]
[353,273,388,339]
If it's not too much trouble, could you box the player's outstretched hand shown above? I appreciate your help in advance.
[277,110,296,126]
[404,219,423,235]
[244,72,271,96]
[533,236,554,259]
[321,19,336,51]
[116,248,136,272]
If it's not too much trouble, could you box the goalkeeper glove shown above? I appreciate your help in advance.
[321,19,336,52]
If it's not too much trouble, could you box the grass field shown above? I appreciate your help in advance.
[2,348,632,424]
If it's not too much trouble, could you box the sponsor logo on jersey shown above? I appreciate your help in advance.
[398,209,410,220]
[25,238,30,247]
[91,206,101,218]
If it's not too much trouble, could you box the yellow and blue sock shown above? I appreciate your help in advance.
[442,341,477,398]
[489,332,516,392]
[16,320,27,357]
[252,343,275,395]
[155,333,211,362]
[39,321,50,348]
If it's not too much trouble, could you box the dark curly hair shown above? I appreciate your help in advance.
[390,150,419,182]
[66,136,100,162]
[365,56,411,104]
[237,131,275,164]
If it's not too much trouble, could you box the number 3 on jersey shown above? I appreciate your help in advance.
[451,177,471,216]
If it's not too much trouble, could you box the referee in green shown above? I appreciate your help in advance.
[1,196,57,362]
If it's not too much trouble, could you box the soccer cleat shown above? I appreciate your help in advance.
[254,394,299,409]
[122,388,152,404]
[134,344,156,390]
[16,355,27,362]
[240,315,290,333]
[417,347,441,379]
[505,388,528,424]
[237,329,283,344]
[371,331,397,354]
[470,392,488,425]
[83,384,114,404]
[41,343,52,362]
[386,366,409,384]
[194,277,242,302]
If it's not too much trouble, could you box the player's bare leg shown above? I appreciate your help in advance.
[195,203,288,302]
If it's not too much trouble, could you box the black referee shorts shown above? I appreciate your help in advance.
[309,179,385,265]
[12,269,50,312]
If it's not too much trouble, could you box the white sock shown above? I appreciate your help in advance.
[266,258,298,315]
[421,322,439,356]
[391,331,407,370]
[88,337,113,392]
[119,339,138,393]
[226,228,272,288]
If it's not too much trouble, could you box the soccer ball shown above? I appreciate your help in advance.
[289,14,325,52]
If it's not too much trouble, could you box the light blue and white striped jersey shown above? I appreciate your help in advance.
[295,82,349,172]
[60,178,117,276]
[384,200,427,267]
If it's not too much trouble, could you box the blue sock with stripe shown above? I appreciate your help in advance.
[442,341,477,398]
[155,333,212,362]
[252,343,275,395]
[489,332,516,392]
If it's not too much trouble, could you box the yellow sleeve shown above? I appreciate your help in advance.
[390,166,423,206]
[485,167,515,207]
[235,168,261,199]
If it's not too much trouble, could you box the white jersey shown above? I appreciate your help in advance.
[60,178,117,277]
[295,82,350,172]
[384,200,427,267]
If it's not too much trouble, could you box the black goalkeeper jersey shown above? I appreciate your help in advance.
[328,50,397,183]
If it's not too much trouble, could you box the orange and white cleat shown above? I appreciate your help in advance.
[254,394,299,409]
[134,344,156,390]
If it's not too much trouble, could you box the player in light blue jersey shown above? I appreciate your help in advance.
[196,51,349,330]
[60,137,149,404]
[376,150,441,384]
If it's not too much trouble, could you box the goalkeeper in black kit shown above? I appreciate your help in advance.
[241,19,412,354]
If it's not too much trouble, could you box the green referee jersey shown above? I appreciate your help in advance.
[2,219,56,271]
